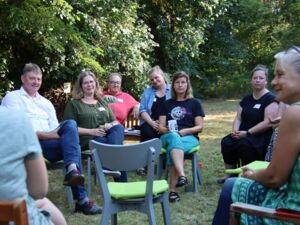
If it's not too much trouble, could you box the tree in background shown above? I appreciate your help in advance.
[1,0,300,100]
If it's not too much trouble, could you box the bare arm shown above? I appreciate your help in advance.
[141,111,159,131]
[158,115,168,134]
[232,106,242,133]
[25,155,48,199]
[132,104,140,119]
[179,116,204,137]
[242,106,300,188]
[233,102,279,139]
[248,102,279,134]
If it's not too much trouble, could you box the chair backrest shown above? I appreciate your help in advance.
[90,138,162,202]
[0,199,28,225]
[89,138,161,171]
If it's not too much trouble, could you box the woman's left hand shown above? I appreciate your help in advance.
[241,166,255,179]
[232,130,247,139]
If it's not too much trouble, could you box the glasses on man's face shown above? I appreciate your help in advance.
[109,81,121,85]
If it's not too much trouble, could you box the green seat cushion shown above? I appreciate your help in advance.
[225,160,269,174]
[108,180,168,199]
[161,145,200,155]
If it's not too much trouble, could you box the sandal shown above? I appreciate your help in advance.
[169,191,180,202]
[176,176,188,187]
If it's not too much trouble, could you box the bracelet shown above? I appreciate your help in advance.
[246,130,251,136]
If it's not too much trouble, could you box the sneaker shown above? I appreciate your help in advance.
[102,169,121,178]
[75,200,102,215]
[63,169,85,186]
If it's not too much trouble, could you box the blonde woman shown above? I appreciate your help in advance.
[159,71,204,202]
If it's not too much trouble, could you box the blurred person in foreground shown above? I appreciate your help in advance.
[0,106,67,225]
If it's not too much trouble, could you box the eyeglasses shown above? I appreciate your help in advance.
[109,81,121,85]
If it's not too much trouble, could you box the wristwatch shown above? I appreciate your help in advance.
[246,130,251,136]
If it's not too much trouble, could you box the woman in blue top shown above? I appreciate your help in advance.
[159,71,205,202]
[139,65,171,142]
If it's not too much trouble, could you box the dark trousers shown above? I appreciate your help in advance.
[140,122,160,142]
[212,178,236,225]
[221,134,263,166]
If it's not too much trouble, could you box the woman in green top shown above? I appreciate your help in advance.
[64,70,126,182]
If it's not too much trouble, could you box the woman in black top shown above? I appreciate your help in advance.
[218,65,279,184]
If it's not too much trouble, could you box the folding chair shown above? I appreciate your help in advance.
[157,145,203,193]
[0,199,28,225]
[89,138,172,225]
[230,202,300,225]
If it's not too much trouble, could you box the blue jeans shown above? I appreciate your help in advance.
[40,120,87,201]
[212,178,237,225]
[93,124,127,182]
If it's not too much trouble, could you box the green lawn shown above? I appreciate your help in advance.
[48,99,238,225]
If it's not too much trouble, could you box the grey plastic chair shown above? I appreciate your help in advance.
[89,138,172,225]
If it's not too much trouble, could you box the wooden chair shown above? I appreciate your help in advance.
[230,202,300,225]
[124,113,141,142]
[0,199,28,225]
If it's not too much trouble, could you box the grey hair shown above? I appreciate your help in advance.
[274,46,300,74]
[22,63,42,76]
[107,72,122,82]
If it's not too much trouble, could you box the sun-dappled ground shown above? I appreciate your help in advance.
[47,99,238,225]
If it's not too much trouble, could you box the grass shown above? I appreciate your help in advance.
[48,99,239,225]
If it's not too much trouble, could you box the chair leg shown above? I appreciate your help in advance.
[63,167,74,205]
[111,214,117,225]
[185,153,198,193]
[229,211,240,225]
[147,203,157,225]
[161,194,172,225]
[100,208,111,225]
[157,155,163,180]
[87,155,91,197]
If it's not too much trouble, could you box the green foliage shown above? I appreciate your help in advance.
[1,0,300,99]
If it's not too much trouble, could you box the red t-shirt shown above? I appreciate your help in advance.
[102,91,139,124]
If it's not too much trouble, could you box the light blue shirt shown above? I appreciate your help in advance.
[1,87,59,132]
[139,84,171,125]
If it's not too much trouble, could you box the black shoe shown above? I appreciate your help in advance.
[63,169,85,186]
[169,191,180,202]
[136,168,147,176]
[75,200,102,215]
[176,176,188,187]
